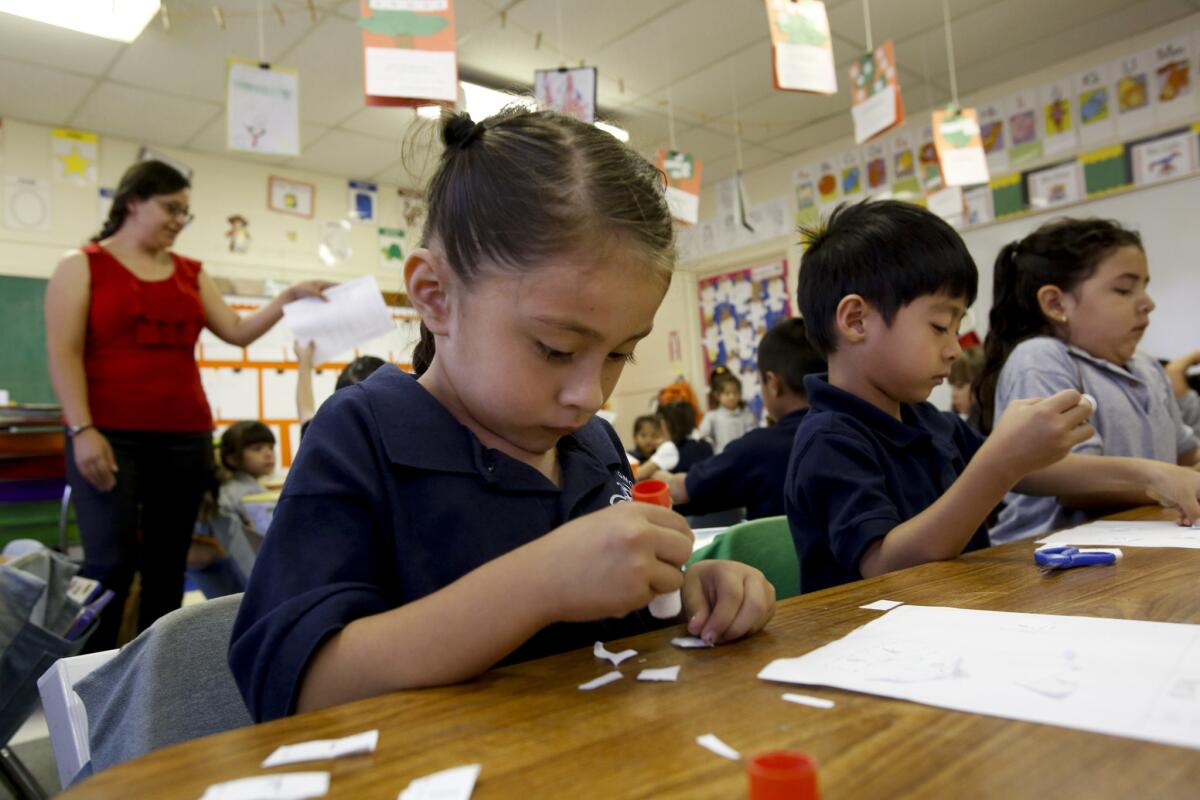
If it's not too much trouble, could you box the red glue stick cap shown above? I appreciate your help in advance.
[631,479,671,508]
[748,751,819,800]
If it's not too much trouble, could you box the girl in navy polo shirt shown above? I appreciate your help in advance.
[230,109,776,721]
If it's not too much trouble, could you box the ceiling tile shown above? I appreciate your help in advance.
[700,145,785,187]
[287,129,403,180]
[339,106,426,140]
[282,15,372,126]
[69,82,221,147]
[187,114,329,158]
[0,12,123,75]
[0,59,96,126]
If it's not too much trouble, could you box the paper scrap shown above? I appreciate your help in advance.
[594,641,637,667]
[696,733,741,761]
[397,764,481,800]
[782,692,836,709]
[671,636,713,649]
[262,730,378,768]
[281,275,395,365]
[1036,520,1200,549]
[860,599,904,612]
[200,772,329,800]
[637,665,681,682]
[579,671,623,691]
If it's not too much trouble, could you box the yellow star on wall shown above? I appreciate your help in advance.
[58,146,92,178]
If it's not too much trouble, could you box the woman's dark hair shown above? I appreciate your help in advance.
[219,421,275,471]
[92,160,190,242]
[336,356,386,390]
[974,217,1143,432]
[411,108,675,376]
[658,401,696,448]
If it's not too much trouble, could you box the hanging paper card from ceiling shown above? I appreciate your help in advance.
[816,158,839,204]
[1005,89,1043,167]
[917,125,943,193]
[1074,65,1115,146]
[864,141,889,194]
[1039,79,1078,157]
[933,107,990,187]
[657,149,702,225]
[51,128,97,184]
[793,165,819,228]
[888,129,920,198]
[1153,36,1195,122]
[535,67,597,124]
[977,102,1008,175]
[764,0,837,95]
[360,0,457,107]
[849,41,904,144]
[1113,50,1156,136]
[227,60,300,156]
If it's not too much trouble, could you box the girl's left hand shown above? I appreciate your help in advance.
[1144,463,1200,526]
[282,280,336,303]
[680,560,775,645]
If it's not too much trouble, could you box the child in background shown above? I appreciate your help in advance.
[218,421,276,546]
[295,341,386,433]
[657,319,826,520]
[231,108,774,722]
[659,400,714,473]
[949,346,985,431]
[976,218,1199,543]
[628,413,665,464]
[786,200,1200,594]
[697,372,758,453]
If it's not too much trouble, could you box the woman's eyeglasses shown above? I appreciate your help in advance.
[154,199,194,226]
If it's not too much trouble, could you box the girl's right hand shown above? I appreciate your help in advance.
[533,502,694,623]
[73,428,118,491]
[984,389,1095,480]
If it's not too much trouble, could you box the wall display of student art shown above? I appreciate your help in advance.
[359,0,457,107]
[534,67,597,124]
[697,260,791,421]
[51,128,97,185]
[226,59,300,157]
[267,176,315,218]
[763,0,837,95]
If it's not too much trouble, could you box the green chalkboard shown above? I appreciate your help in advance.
[0,276,55,404]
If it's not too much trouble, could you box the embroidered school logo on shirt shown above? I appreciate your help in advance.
[611,472,634,505]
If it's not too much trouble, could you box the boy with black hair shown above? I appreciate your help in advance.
[787,199,1200,593]
[655,319,826,520]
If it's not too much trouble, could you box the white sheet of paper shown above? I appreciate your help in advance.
[759,604,1200,750]
[579,671,623,691]
[200,772,329,800]
[860,599,904,611]
[638,666,681,682]
[261,730,378,768]
[397,764,481,800]
[282,275,395,365]
[262,369,299,421]
[782,692,835,709]
[671,636,713,649]
[594,642,637,667]
[1036,520,1200,548]
[695,733,741,761]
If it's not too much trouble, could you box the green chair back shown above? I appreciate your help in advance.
[687,515,800,600]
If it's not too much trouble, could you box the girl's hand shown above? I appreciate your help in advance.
[73,428,118,492]
[282,280,335,303]
[294,340,315,363]
[1143,462,1200,526]
[984,390,1094,481]
[681,561,776,645]
[532,502,694,623]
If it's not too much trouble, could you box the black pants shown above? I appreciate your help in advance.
[66,429,213,651]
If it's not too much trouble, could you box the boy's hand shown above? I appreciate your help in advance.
[1142,462,1200,526]
[1165,350,1200,398]
[533,503,694,623]
[984,390,1094,481]
[681,561,775,645]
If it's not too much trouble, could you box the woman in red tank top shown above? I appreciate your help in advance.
[44,161,331,649]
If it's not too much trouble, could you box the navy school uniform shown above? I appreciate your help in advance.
[229,366,666,722]
[683,409,808,520]
[784,374,990,594]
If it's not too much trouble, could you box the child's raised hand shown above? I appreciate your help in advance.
[533,502,694,623]
[985,389,1095,480]
[681,561,776,645]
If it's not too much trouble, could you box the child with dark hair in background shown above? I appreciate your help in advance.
[231,108,773,722]
[295,342,387,433]
[786,200,1200,594]
[976,218,1199,543]
[658,401,714,473]
[628,413,665,465]
[218,421,276,544]
[949,346,985,431]
[697,372,757,454]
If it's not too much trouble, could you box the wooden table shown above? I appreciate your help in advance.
[62,507,1200,799]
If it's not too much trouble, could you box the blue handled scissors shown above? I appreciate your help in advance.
[1034,546,1119,572]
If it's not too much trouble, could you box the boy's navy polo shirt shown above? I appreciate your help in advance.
[683,409,807,520]
[784,374,990,594]
[229,366,662,722]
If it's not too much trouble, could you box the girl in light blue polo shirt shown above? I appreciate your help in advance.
[977,218,1200,542]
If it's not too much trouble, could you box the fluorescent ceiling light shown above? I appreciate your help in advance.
[594,121,630,142]
[0,0,161,43]
[416,106,443,119]
[417,82,630,142]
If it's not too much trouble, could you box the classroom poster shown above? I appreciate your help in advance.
[360,0,458,107]
[1130,129,1199,186]
[990,173,1025,218]
[963,185,994,227]
[864,141,889,194]
[348,180,377,221]
[268,176,315,218]
[226,60,300,156]
[849,40,904,144]
[917,125,943,193]
[1026,161,1085,209]
[657,149,703,225]
[932,107,990,187]
[1080,145,1128,196]
[1074,65,1115,146]
[378,227,406,269]
[1153,36,1195,122]
[793,165,819,229]
[889,129,920,198]
[977,102,1008,175]
[51,128,97,184]
[1039,79,1078,157]
[4,176,51,231]
[534,67,597,124]
[839,149,863,198]
[1006,89,1043,167]
[698,259,791,421]
[1113,50,1156,136]
[763,0,837,95]
[926,185,964,227]
[816,158,839,204]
